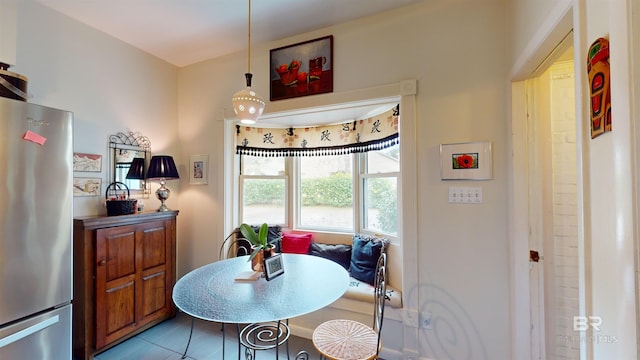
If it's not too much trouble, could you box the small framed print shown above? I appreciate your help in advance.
[189,155,208,185]
[73,177,101,197]
[440,141,492,180]
[73,152,102,172]
[264,254,285,281]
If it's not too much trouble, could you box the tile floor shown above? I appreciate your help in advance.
[94,312,320,360]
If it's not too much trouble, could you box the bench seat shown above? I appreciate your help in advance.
[236,226,403,309]
[344,277,402,308]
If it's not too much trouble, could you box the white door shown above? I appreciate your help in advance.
[525,72,549,360]
[522,41,578,360]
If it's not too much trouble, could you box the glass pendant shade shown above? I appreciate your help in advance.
[232,74,265,124]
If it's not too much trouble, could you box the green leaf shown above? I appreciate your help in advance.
[258,223,269,246]
[239,223,259,245]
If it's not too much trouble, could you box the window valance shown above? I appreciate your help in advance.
[236,104,399,157]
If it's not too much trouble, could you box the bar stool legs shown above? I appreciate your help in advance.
[239,320,291,360]
[181,317,194,359]
[182,317,296,360]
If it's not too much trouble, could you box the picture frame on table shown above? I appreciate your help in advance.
[440,141,493,180]
[270,35,333,101]
[264,254,285,281]
[189,155,208,185]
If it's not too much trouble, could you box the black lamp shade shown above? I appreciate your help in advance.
[125,158,146,180]
[147,155,179,180]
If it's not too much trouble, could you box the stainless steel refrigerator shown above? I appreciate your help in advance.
[0,96,73,359]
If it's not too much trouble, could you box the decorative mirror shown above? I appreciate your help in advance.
[108,131,151,198]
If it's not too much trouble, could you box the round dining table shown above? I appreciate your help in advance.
[172,253,350,359]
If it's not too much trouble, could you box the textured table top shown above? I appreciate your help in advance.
[173,253,349,324]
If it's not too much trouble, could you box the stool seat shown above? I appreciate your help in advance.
[312,319,378,360]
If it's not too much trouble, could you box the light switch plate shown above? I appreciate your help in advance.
[448,186,483,204]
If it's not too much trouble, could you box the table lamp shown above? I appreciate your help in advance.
[146,155,179,212]
[125,157,146,180]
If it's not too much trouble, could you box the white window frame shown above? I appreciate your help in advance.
[237,148,399,243]
[293,154,356,233]
[359,170,400,239]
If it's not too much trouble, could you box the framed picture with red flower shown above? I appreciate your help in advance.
[440,141,492,180]
[269,35,333,101]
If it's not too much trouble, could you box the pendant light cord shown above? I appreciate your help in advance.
[247,0,251,74]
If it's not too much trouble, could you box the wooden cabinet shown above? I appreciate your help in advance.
[72,211,178,360]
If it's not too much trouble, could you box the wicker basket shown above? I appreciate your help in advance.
[105,182,137,216]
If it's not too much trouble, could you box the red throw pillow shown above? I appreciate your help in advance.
[281,232,314,254]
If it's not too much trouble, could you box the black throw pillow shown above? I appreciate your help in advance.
[308,242,352,270]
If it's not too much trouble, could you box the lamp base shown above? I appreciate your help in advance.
[155,180,172,212]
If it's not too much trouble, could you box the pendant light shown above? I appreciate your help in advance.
[232,0,265,124]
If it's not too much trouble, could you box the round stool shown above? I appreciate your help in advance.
[312,319,378,360]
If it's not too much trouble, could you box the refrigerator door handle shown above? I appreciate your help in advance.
[0,315,59,349]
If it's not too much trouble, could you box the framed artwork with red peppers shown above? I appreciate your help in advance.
[269,35,333,101]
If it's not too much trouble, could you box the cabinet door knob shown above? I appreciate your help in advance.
[98,259,107,266]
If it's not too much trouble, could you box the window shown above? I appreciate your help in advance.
[361,144,399,235]
[239,144,398,237]
[236,103,399,238]
[240,156,287,225]
[298,154,353,230]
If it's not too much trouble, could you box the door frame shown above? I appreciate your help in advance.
[508,3,577,360]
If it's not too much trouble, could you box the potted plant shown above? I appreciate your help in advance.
[239,223,278,271]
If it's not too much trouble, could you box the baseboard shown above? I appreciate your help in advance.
[330,297,404,321]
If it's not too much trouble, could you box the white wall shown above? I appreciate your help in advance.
[507,0,573,81]
[12,1,180,217]
[179,0,510,358]
[507,0,572,67]
[583,0,638,358]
